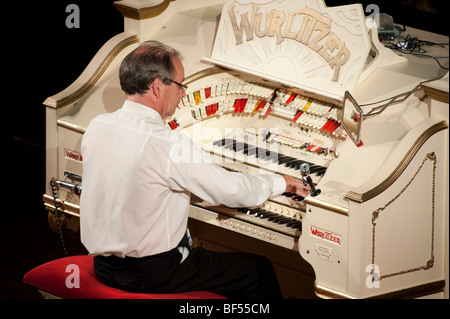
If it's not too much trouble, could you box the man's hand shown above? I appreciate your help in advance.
[282,175,311,197]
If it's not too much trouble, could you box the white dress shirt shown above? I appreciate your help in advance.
[80,100,286,258]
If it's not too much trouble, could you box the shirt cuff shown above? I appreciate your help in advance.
[271,174,286,196]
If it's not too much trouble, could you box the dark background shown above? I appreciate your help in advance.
[1,0,447,299]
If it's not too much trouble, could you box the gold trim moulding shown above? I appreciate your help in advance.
[57,119,86,135]
[345,120,448,203]
[315,280,445,299]
[314,283,356,299]
[44,34,139,109]
[303,197,348,216]
[421,82,449,104]
[114,0,175,20]
[54,66,228,135]
[43,194,80,218]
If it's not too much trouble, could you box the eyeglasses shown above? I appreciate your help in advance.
[168,79,188,92]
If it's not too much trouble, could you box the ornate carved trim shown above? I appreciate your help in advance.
[368,152,437,281]
[114,0,175,20]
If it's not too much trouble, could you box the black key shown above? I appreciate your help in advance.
[286,220,297,227]
[243,145,256,155]
[213,139,224,146]
[314,167,327,176]
[277,155,295,164]
[287,160,303,170]
[271,216,285,223]
[287,221,302,231]
[282,158,299,167]
[237,207,250,214]
[240,143,249,153]
[309,165,324,174]
[255,147,266,159]
[233,141,245,152]
[261,150,275,160]
[257,211,274,219]
[276,217,292,224]
[267,153,280,163]
[251,209,265,217]
[223,139,234,150]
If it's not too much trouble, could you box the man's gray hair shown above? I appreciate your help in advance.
[119,40,181,96]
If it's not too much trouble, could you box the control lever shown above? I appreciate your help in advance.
[51,178,82,195]
[299,163,321,197]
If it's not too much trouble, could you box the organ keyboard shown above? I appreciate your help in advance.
[43,0,449,299]
[171,73,342,254]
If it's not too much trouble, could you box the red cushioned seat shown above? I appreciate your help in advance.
[23,255,226,299]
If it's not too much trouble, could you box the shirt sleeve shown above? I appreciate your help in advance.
[166,133,286,207]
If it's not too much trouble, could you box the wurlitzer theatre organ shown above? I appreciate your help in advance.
[43,0,449,298]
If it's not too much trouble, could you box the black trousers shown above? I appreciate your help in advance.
[94,247,282,299]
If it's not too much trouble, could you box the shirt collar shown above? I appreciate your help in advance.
[122,100,165,127]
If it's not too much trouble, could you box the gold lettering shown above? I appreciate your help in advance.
[226,4,351,82]
[308,22,330,52]
[228,4,257,45]
[329,42,350,82]
[255,8,272,38]
[319,32,340,62]
[297,6,331,45]
[283,12,297,40]
[267,9,285,44]
[295,16,310,44]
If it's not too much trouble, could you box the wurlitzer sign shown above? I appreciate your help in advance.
[203,0,371,101]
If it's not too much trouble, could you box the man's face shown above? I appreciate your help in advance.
[162,57,186,118]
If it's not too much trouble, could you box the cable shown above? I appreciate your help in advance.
[359,73,446,108]
[50,178,68,257]
[381,34,449,71]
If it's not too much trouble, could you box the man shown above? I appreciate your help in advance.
[80,41,310,299]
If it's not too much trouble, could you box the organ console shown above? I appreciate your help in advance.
[43,0,449,299]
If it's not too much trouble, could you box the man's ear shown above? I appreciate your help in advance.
[150,78,164,100]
